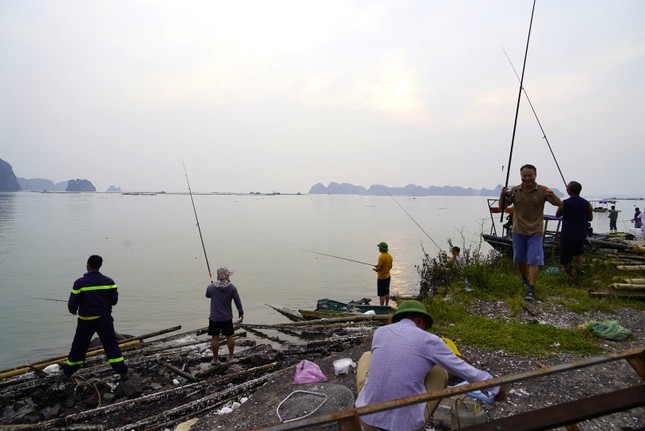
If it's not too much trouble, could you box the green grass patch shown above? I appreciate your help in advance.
[414,245,643,356]
[423,297,601,356]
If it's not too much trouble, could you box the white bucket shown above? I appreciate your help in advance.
[333,358,356,375]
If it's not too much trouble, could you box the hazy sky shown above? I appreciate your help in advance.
[1,1,643,196]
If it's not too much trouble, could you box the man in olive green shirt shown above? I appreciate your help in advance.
[500,164,562,301]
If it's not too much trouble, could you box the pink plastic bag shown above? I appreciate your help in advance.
[293,360,328,384]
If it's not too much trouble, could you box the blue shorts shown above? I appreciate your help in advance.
[512,233,544,266]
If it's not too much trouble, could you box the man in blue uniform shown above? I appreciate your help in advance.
[64,255,128,380]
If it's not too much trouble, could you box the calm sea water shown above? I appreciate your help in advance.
[0,192,630,369]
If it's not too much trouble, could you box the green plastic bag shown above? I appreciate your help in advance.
[583,320,633,341]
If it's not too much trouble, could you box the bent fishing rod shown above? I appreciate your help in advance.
[302,249,375,267]
[383,187,442,251]
[502,46,567,189]
[501,0,537,222]
[182,161,213,283]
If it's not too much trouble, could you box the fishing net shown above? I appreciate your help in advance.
[582,320,633,341]
[276,390,328,423]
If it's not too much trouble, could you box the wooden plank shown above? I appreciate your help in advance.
[608,283,645,291]
[626,350,645,380]
[617,264,645,271]
[0,340,142,380]
[458,385,645,431]
[588,290,645,300]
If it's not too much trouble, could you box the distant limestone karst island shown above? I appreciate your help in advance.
[308,182,504,196]
[0,157,119,192]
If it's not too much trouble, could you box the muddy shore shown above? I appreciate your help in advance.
[1,303,643,431]
[187,305,645,431]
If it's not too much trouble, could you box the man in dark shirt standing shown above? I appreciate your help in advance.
[64,255,128,380]
[556,181,593,276]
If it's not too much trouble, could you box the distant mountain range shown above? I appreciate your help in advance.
[0,158,121,192]
[309,182,509,196]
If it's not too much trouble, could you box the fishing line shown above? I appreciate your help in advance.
[182,161,213,283]
[27,296,67,303]
[383,187,442,251]
[501,0,537,222]
[302,250,375,267]
[502,46,567,188]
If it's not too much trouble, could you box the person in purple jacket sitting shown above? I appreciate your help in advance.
[355,300,505,431]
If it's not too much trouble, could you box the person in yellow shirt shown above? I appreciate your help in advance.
[375,242,393,306]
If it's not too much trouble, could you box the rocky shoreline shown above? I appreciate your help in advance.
[1,303,643,431]
[187,306,645,431]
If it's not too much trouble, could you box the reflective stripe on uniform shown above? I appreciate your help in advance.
[78,315,101,320]
[66,359,84,366]
[71,284,117,294]
[107,356,125,363]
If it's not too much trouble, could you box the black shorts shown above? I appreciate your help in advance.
[208,319,234,337]
[560,239,585,266]
[377,277,391,297]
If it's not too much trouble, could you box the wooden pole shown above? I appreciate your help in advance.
[0,340,141,380]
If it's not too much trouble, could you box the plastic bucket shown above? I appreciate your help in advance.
[332,358,356,375]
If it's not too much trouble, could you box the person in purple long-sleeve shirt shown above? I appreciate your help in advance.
[205,267,244,364]
[355,300,503,431]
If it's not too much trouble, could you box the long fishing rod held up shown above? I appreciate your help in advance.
[182,161,213,283]
[501,0,537,222]
[502,46,567,189]
[302,250,375,267]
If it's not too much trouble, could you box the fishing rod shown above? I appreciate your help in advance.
[501,0,537,222]
[502,47,567,189]
[27,296,67,303]
[383,187,442,251]
[302,249,375,267]
[182,161,213,283]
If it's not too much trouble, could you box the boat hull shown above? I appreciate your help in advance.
[315,298,394,315]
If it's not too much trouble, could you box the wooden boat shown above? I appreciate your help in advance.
[265,304,304,321]
[592,199,616,213]
[314,298,395,315]
[299,309,391,320]
[268,299,395,321]
[482,198,563,259]
[481,198,634,260]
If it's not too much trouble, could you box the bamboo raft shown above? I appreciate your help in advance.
[0,313,387,431]
[589,261,645,300]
